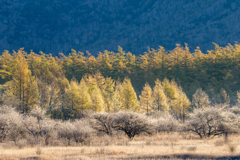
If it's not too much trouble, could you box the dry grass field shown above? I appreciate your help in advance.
[0,133,240,160]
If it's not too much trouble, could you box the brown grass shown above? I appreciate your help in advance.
[0,133,240,160]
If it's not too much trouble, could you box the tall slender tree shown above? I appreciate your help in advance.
[153,79,169,113]
[139,82,153,114]
[11,49,38,113]
[91,87,105,112]
[121,78,139,111]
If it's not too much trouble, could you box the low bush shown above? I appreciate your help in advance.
[185,105,240,139]
[0,106,25,144]
[22,108,57,145]
[113,111,155,139]
[72,119,95,145]
[57,119,94,146]
[154,117,181,133]
[91,113,114,136]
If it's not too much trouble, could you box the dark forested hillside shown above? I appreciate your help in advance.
[1,0,240,55]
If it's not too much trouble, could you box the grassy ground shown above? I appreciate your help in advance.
[0,133,240,160]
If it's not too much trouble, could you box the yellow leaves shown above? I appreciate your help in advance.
[10,49,39,112]
[170,87,191,121]
[0,70,12,79]
[90,87,104,112]
[65,79,91,113]
[139,82,153,114]
[153,79,169,113]
[121,78,139,111]
[161,78,190,120]
[162,78,178,101]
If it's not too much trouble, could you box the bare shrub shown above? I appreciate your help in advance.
[73,110,93,119]
[154,117,180,133]
[91,112,114,136]
[0,106,25,144]
[0,116,7,142]
[22,108,57,145]
[185,105,240,139]
[57,119,94,146]
[148,112,181,133]
[57,121,75,146]
[113,111,155,139]
[72,119,95,145]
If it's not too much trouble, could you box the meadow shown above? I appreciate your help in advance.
[0,133,240,160]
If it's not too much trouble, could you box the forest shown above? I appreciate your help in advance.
[0,43,240,119]
[1,44,240,159]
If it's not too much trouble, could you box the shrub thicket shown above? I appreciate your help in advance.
[185,104,240,139]
[0,104,239,147]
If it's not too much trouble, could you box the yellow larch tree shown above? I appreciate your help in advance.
[170,87,191,122]
[162,78,178,103]
[65,79,91,117]
[90,87,105,112]
[152,79,169,113]
[121,78,139,111]
[139,82,153,114]
[11,49,38,113]
[102,77,115,112]
[110,81,124,112]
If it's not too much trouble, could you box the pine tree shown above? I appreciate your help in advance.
[152,79,169,113]
[139,82,153,114]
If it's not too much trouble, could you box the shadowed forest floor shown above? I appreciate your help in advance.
[1,133,240,160]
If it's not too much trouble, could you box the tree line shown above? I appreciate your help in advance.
[1,43,240,120]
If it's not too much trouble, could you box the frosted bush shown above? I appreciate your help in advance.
[57,119,94,146]
[154,117,180,133]
[113,111,155,139]
[0,106,25,144]
[91,113,114,136]
[185,105,240,139]
[22,114,57,145]
[72,119,95,145]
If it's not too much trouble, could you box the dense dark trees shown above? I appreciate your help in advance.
[1,0,240,56]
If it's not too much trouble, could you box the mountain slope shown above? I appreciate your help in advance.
[0,0,240,55]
